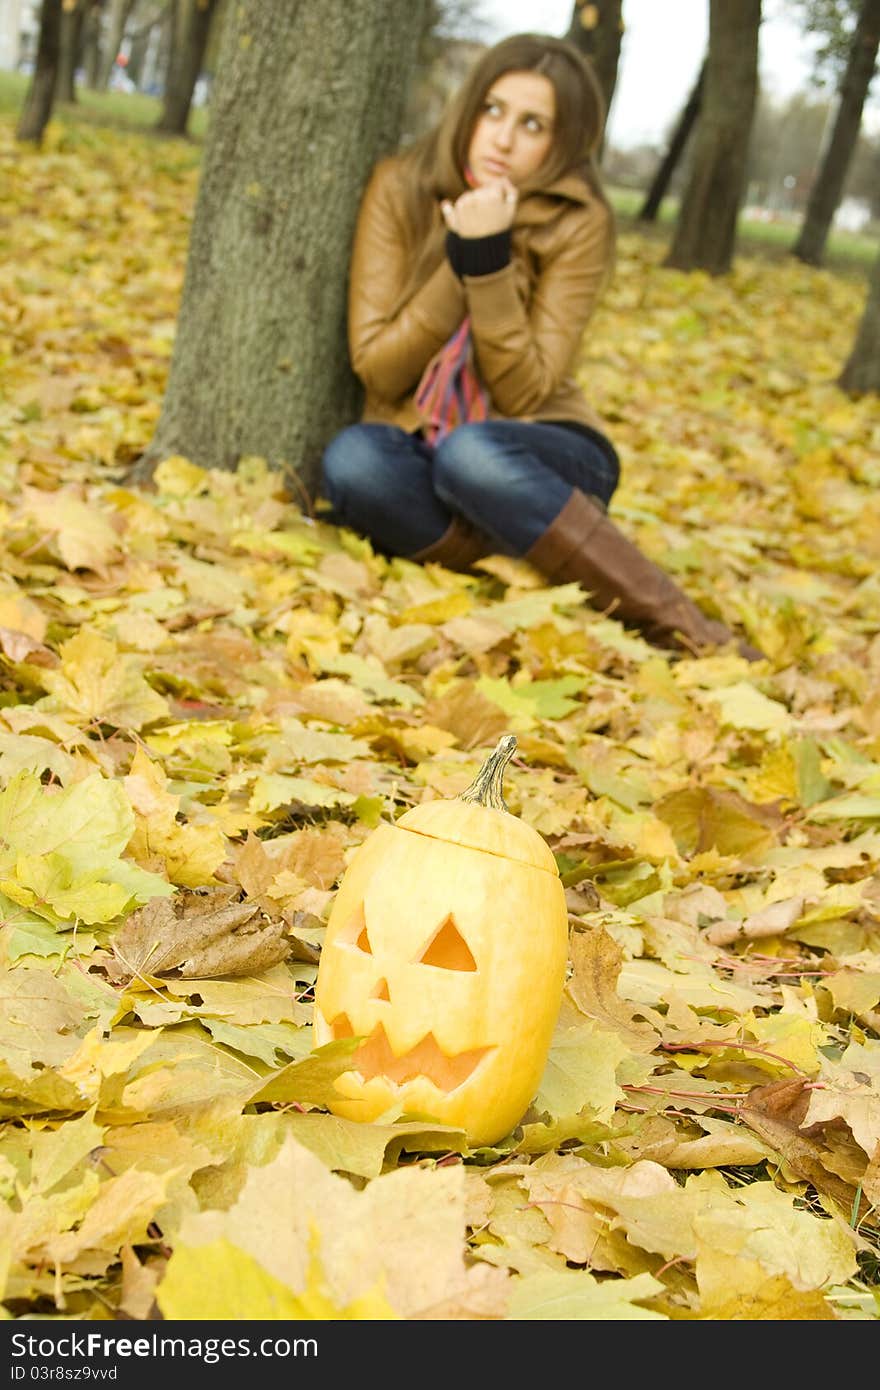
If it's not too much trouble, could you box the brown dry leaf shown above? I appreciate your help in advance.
[654,785,779,860]
[421,681,511,750]
[740,1077,876,1226]
[863,1146,880,1209]
[232,826,347,897]
[112,889,291,979]
[802,1042,880,1158]
[705,895,805,947]
[0,626,58,667]
[567,925,661,1052]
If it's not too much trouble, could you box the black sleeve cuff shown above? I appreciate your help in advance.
[445,228,512,279]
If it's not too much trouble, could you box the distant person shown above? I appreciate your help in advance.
[109,53,135,93]
[319,32,760,658]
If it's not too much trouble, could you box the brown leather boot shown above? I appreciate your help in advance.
[525,490,763,660]
[408,515,495,574]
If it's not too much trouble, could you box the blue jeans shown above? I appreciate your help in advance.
[319,420,620,556]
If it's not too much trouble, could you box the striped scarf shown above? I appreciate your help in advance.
[414,164,489,447]
[414,316,490,447]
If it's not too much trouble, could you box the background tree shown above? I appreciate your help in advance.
[156,0,221,136]
[793,0,880,264]
[795,0,869,69]
[16,0,63,145]
[564,0,623,151]
[126,3,168,88]
[839,247,880,391]
[98,0,137,87]
[637,58,705,222]
[81,0,105,88]
[663,0,761,275]
[746,90,833,210]
[403,0,484,138]
[129,0,430,496]
[58,0,88,102]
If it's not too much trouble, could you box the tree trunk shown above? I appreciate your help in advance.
[839,247,880,392]
[638,59,705,222]
[793,0,880,266]
[98,0,136,88]
[130,0,430,497]
[128,13,158,87]
[127,8,167,88]
[83,0,104,88]
[155,0,218,135]
[16,0,63,144]
[152,5,174,96]
[58,0,87,103]
[663,0,761,275]
[565,0,623,145]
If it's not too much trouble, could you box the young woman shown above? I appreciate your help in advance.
[320,32,759,658]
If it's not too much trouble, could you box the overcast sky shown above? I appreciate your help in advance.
[469,0,879,146]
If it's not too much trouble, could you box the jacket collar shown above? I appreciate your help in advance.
[513,170,593,227]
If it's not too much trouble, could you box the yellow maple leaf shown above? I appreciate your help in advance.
[124,746,227,886]
[157,1236,397,1320]
[19,488,122,576]
[153,455,210,496]
[39,631,169,730]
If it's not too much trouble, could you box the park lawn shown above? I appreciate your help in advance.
[606,181,879,275]
[0,67,209,139]
[0,107,878,1322]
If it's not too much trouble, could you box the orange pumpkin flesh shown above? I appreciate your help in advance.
[313,736,568,1146]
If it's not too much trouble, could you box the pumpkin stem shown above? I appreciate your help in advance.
[459,735,517,812]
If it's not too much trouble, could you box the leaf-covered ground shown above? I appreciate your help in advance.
[1,116,879,1322]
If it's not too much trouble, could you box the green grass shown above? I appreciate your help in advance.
[0,69,208,140]
[606,182,878,277]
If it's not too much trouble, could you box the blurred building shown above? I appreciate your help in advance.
[0,0,39,70]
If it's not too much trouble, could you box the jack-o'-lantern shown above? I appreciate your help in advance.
[313,735,568,1145]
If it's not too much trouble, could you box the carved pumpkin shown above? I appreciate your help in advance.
[313,736,568,1145]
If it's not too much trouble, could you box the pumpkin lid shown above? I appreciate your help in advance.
[395,736,559,874]
[397,798,560,873]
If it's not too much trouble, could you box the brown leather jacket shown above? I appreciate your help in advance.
[347,153,614,437]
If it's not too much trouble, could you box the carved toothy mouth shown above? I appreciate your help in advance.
[328,1014,493,1091]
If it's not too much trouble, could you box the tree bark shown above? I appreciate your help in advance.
[83,0,104,88]
[839,247,880,392]
[130,0,430,497]
[663,0,761,275]
[58,0,87,103]
[155,0,219,136]
[128,9,161,87]
[793,0,880,265]
[638,59,705,222]
[16,0,63,144]
[565,0,623,143]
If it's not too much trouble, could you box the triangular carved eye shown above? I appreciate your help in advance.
[417,914,476,971]
[339,903,373,954]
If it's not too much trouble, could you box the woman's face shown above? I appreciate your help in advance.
[466,70,556,188]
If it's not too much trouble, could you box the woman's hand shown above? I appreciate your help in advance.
[441,176,518,238]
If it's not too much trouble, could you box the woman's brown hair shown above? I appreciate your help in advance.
[394,32,613,288]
